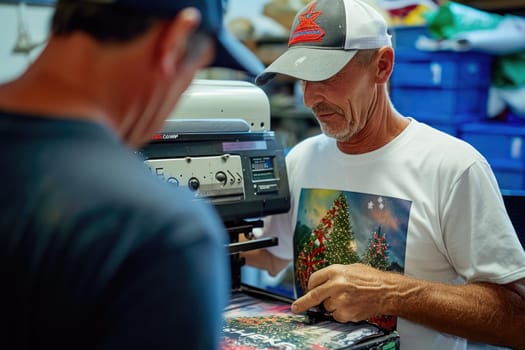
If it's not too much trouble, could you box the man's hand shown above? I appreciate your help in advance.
[291,264,525,349]
[291,263,400,322]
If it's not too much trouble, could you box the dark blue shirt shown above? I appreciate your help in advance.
[0,111,230,349]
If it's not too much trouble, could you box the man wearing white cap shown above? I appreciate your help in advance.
[245,0,525,349]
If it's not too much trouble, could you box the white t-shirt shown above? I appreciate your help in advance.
[263,119,525,350]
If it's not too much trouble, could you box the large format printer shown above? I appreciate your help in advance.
[139,79,289,289]
[139,79,400,350]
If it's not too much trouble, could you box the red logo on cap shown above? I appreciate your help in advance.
[288,2,325,46]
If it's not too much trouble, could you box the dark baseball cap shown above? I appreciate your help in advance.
[255,0,391,85]
[70,0,264,76]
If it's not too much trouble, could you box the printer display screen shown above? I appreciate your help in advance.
[251,156,277,182]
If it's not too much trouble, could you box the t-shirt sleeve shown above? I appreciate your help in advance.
[263,211,295,260]
[441,160,525,284]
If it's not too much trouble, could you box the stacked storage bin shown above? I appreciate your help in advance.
[459,119,525,190]
[389,26,492,136]
[389,26,525,190]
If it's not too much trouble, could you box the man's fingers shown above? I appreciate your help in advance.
[291,293,317,314]
[306,266,333,289]
[291,283,330,314]
[291,265,343,314]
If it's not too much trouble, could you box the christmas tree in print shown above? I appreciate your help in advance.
[324,193,360,265]
[295,193,359,294]
[361,227,397,330]
[362,227,389,270]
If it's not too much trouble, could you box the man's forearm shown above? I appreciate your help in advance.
[389,276,525,349]
[240,248,290,277]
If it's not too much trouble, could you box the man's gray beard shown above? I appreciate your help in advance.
[319,122,354,142]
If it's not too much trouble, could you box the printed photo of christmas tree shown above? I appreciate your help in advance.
[293,188,411,330]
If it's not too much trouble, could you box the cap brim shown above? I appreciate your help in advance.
[255,47,357,86]
[212,29,265,77]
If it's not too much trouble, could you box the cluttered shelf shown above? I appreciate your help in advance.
[453,0,525,13]
[383,1,525,190]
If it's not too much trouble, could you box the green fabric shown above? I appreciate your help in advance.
[492,51,525,88]
[425,1,501,40]
[425,2,525,88]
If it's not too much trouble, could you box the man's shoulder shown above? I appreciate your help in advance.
[287,133,331,157]
[409,120,485,160]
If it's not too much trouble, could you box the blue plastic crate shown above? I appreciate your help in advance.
[391,86,488,122]
[490,159,525,190]
[391,50,492,88]
[507,112,525,125]
[390,25,432,52]
[460,122,525,162]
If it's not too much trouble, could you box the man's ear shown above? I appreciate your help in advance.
[375,46,394,84]
[156,8,202,77]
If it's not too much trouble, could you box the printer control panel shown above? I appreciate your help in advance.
[145,155,245,201]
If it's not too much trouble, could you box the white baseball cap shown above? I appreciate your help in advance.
[255,0,392,85]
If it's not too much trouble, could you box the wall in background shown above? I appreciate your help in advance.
[0,0,271,84]
[0,3,52,83]
[225,0,268,22]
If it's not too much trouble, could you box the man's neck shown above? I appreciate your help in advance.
[0,35,135,135]
[336,94,409,154]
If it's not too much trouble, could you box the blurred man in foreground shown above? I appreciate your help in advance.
[0,0,262,348]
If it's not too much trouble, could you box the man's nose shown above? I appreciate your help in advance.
[301,80,323,108]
